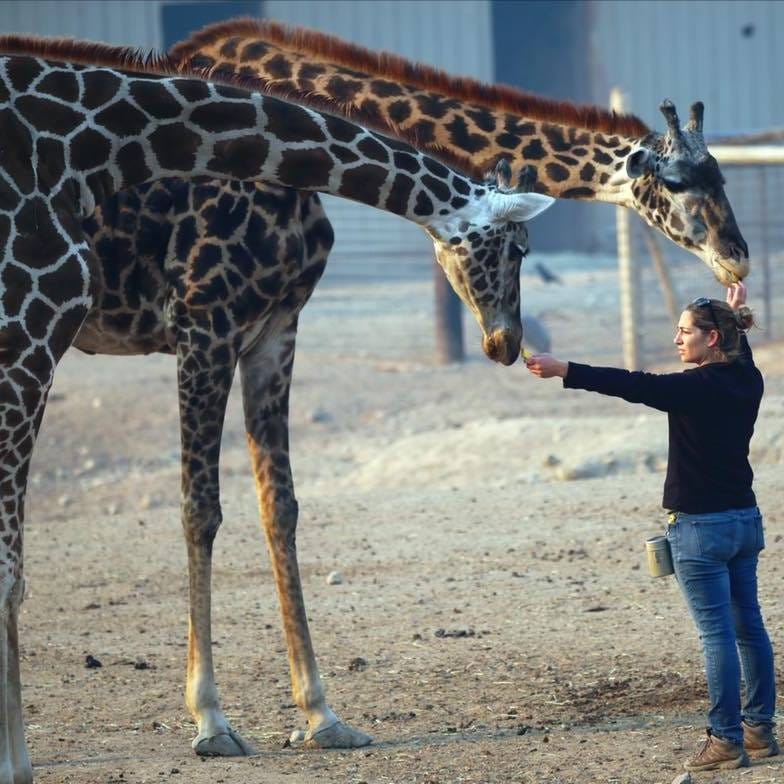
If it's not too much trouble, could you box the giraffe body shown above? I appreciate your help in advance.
[171,18,750,285]
[0,38,554,780]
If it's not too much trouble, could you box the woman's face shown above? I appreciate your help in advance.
[674,310,718,365]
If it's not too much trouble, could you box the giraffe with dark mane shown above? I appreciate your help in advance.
[171,17,749,285]
[0,35,556,782]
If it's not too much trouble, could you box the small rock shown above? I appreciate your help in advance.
[289,729,305,745]
[57,494,72,509]
[326,571,343,585]
[85,654,102,669]
[543,454,561,467]
[134,658,152,670]
[309,408,332,424]
[671,774,692,784]
[106,503,120,516]
[348,657,368,672]
[91,396,102,409]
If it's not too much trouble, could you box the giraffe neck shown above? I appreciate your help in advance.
[171,23,650,206]
[3,56,482,228]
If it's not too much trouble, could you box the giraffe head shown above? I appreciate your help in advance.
[621,100,748,285]
[427,161,554,365]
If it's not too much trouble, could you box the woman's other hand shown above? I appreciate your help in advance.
[525,353,569,379]
[726,281,747,309]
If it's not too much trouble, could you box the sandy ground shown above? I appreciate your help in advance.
[18,257,784,784]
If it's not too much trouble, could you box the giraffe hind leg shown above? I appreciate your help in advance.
[239,328,371,749]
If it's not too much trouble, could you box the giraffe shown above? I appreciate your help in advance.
[171,18,750,286]
[0,36,555,781]
[52,19,753,763]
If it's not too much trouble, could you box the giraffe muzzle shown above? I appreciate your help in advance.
[482,328,521,366]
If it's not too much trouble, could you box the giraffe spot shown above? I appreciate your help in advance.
[330,144,360,164]
[555,154,579,166]
[409,119,436,145]
[187,53,216,70]
[324,113,361,143]
[393,151,420,174]
[388,99,412,124]
[450,196,468,209]
[414,190,434,217]
[238,41,268,61]
[13,197,68,264]
[545,163,570,182]
[579,162,596,182]
[340,164,389,204]
[371,79,403,97]
[614,145,631,158]
[116,142,152,187]
[69,127,112,171]
[299,63,326,80]
[0,215,10,251]
[130,80,183,119]
[263,53,292,80]
[415,93,459,120]
[191,101,257,133]
[15,95,84,135]
[24,298,56,340]
[385,173,416,215]
[172,78,212,102]
[1,263,31,318]
[359,98,383,125]
[261,99,324,143]
[277,147,332,188]
[560,187,595,198]
[203,193,249,240]
[327,75,363,103]
[37,70,79,102]
[466,107,496,133]
[593,149,613,165]
[35,137,66,195]
[452,176,470,196]
[423,157,450,178]
[191,243,223,282]
[0,176,21,212]
[6,57,43,92]
[219,36,241,58]
[0,109,33,192]
[445,116,489,153]
[521,138,546,160]
[373,132,411,153]
[421,173,451,203]
[572,147,588,157]
[37,254,86,301]
[149,122,202,172]
[542,124,571,152]
[96,99,150,137]
[357,136,389,163]
[175,215,198,260]
[209,134,270,179]
[670,213,684,231]
[495,133,521,150]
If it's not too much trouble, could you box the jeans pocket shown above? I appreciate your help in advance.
[693,520,737,560]
[755,514,766,552]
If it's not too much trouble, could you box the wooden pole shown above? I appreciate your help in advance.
[758,167,772,337]
[433,257,464,363]
[610,87,642,370]
[641,225,680,329]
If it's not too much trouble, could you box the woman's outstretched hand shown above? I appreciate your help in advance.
[525,353,569,379]
[726,281,747,309]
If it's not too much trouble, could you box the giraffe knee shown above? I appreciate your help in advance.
[264,496,299,548]
[0,572,24,618]
[182,499,223,551]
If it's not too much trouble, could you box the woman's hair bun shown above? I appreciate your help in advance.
[734,305,755,331]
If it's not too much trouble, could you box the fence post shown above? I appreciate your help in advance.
[758,167,772,337]
[434,258,464,363]
[611,87,642,370]
[641,225,680,329]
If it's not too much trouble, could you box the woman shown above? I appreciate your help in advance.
[525,282,777,772]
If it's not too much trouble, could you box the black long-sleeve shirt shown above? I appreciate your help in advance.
[563,336,763,513]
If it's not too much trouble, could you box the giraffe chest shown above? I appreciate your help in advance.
[73,179,330,356]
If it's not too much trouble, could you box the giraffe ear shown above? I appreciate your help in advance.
[498,193,555,223]
[626,147,654,179]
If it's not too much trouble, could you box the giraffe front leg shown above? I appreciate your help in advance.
[239,332,371,750]
[175,330,256,757]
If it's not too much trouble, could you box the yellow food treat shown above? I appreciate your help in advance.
[521,347,532,360]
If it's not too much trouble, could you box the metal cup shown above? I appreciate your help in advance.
[645,535,674,577]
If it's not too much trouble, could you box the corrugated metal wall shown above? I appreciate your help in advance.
[265,0,495,280]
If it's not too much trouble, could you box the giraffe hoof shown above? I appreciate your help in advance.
[193,728,257,757]
[304,720,373,749]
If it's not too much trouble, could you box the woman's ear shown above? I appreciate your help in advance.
[707,329,721,348]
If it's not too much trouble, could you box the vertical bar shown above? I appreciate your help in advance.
[433,257,464,364]
[758,167,772,337]
[610,88,642,369]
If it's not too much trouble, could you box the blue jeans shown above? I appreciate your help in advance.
[666,506,776,745]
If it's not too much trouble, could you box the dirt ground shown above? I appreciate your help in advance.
[19,258,784,784]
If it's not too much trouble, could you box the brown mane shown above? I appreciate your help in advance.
[0,34,180,75]
[171,17,651,138]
